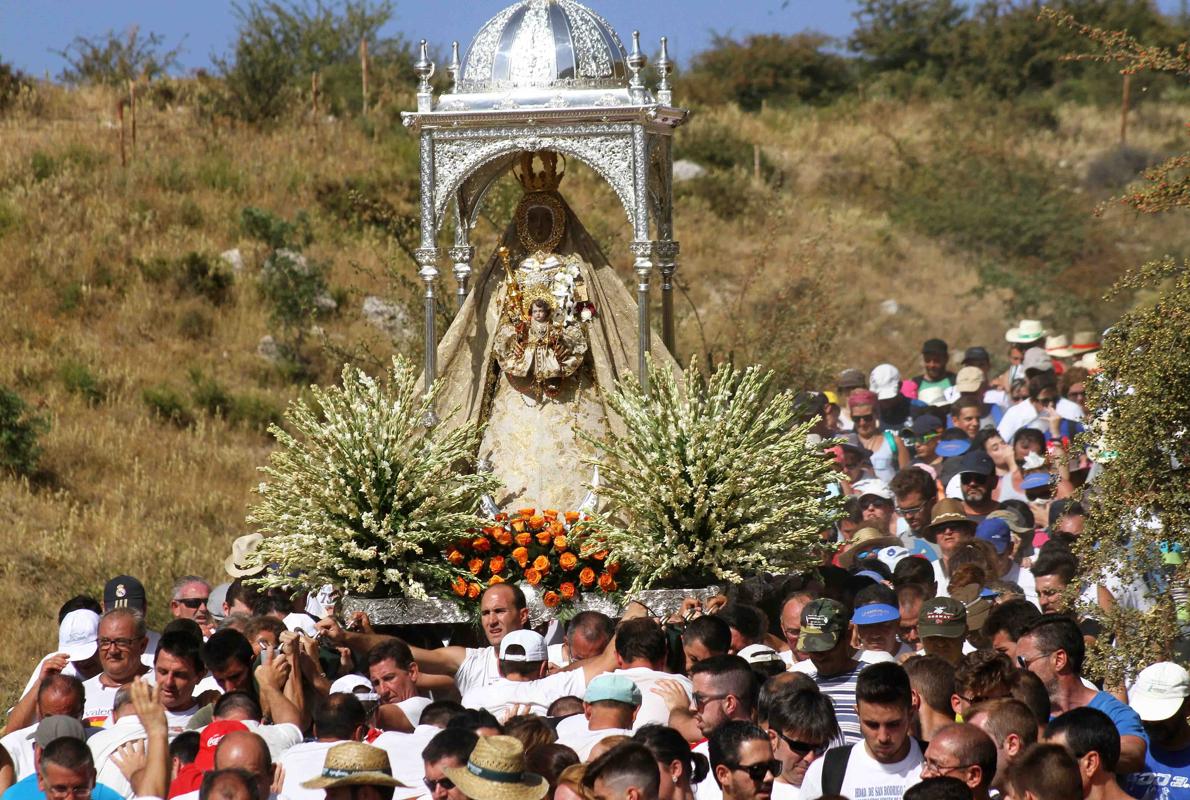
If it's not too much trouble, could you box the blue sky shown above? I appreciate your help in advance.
[1,1,1184,78]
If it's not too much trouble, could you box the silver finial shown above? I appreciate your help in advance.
[447,41,461,93]
[414,39,435,111]
[656,36,673,105]
[628,30,647,102]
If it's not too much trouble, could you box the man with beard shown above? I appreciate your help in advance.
[709,722,777,800]
[683,656,759,800]
[890,467,940,561]
[955,450,998,521]
[1126,662,1190,800]
[908,339,957,397]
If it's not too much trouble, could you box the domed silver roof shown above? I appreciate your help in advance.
[460,0,628,92]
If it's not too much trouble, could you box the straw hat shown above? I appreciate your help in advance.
[1005,320,1046,344]
[1044,334,1070,357]
[837,527,903,569]
[224,533,265,578]
[1069,331,1100,353]
[444,736,548,800]
[301,742,409,789]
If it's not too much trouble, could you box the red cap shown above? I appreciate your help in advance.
[167,720,249,797]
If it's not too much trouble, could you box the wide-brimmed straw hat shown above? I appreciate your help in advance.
[837,527,903,569]
[224,533,265,578]
[302,742,409,789]
[1005,320,1046,344]
[444,736,548,800]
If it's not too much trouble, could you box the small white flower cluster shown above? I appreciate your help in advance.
[582,357,843,591]
[246,356,499,598]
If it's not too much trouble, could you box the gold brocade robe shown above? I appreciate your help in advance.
[493,317,588,381]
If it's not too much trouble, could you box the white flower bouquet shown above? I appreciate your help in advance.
[580,357,843,591]
[246,356,498,599]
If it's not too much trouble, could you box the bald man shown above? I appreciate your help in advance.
[920,724,998,800]
[214,731,274,800]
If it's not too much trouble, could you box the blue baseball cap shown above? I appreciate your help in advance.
[1021,472,1051,490]
[932,438,971,457]
[585,675,642,706]
[851,603,900,625]
[975,517,1011,555]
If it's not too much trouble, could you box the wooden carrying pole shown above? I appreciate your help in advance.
[128,80,137,158]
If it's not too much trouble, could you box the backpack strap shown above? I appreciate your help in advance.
[821,743,855,797]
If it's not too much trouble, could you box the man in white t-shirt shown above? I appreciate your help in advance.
[459,630,591,719]
[767,685,840,800]
[153,631,207,736]
[88,686,146,798]
[556,675,641,760]
[101,575,161,658]
[799,662,923,798]
[707,722,778,800]
[16,609,103,705]
[372,703,459,794]
[363,641,432,731]
[612,618,692,730]
[82,609,152,726]
[279,693,368,800]
[0,674,86,785]
[316,584,532,696]
[547,611,616,669]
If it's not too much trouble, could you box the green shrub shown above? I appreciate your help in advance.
[136,256,172,284]
[142,384,192,426]
[230,393,284,433]
[188,369,233,418]
[1085,145,1163,191]
[176,251,234,305]
[0,384,48,476]
[156,159,193,193]
[31,151,58,182]
[58,360,105,405]
[241,206,312,250]
[674,173,760,221]
[0,59,30,112]
[0,199,18,238]
[196,151,244,193]
[54,28,182,86]
[177,308,213,340]
[58,281,84,312]
[177,198,204,228]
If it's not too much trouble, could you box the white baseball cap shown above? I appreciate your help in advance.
[852,479,893,501]
[329,674,379,702]
[58,610,99,661]
[737,644,783,665]
[1130,662,1190,722]
[875,546,911,572]
[869,364,902,401]
[499,629,548,662]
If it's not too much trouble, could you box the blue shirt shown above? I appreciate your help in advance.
[1,775,125,800]
[1125,742,1190,800]
[1089,690,1150,743]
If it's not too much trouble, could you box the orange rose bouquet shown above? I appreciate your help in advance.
[445,508,627,610]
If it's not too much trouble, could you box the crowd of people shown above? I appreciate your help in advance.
[1,319,1184,800]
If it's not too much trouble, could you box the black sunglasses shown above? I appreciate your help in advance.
[771,729,829,757]
[175,597,209,609]
[424,777,455,792]
[730,759,782,781]
[852,413,876,423]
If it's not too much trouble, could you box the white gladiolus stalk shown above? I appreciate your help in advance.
[246,356,498,598]
[580,356,843,591]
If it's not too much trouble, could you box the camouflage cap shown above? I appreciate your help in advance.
[918,597,967,639]
[798,598,849,654]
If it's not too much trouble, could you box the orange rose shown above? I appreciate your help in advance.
[524,568,543,586]
[560,582,576,600]
[564,511,580,524]
[512,520,526,533]
[447,549,464,565]
[468,558,484,575]
[592,550,608,561]
[529,515,546,529]
[554,535,568,551]
[512,547,530,568]
[472,537,491,554]
[515,532,533,547]
[559,552,578,571]
[467,582,481,599]
[607,561,620,576]
[451,577,468,596]
[489,555,506,574]
[543,591,561,608]
[598,573,617,592]
[489,575,505,585]
[579,567,596,587]
[495,512,508,522]
[494,528,513,546]
[517,508,536,518]
[543,509,559,521]
[533,555,551,573]
[549,520,565,536]
[535,531,553,546]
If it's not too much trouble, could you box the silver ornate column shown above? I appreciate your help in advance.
[417,124,439,384]
[656,240,679,356]
[631,114,654,387]
[448,195,474,310]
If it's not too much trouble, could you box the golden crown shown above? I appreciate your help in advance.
[514,151,565,193]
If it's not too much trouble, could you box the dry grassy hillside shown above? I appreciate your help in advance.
[0,82,1186,709]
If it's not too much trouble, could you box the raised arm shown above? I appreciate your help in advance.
[314,617,468,677]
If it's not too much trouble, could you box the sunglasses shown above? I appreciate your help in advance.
[860,498,890,511]
[771,730,829,757]
[852,414,876,423]
[730,759,782,782]
[1037,396,1056,406]
[175,597,209,609]
[692,692,729,709]
[424,777,455,792]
